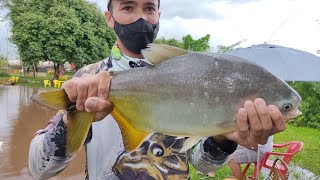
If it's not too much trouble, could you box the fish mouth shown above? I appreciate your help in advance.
[284,107,302,122]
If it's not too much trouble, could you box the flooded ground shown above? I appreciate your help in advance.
[0,85,85,179]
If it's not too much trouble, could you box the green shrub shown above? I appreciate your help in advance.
[288,81,320,129]
[0,71,10,77]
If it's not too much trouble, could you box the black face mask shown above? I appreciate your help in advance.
[113,18,159,54]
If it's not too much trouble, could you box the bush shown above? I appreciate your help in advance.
[0,71,10,77]
[288,81,320,129]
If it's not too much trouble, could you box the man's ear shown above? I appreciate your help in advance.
[104,11,114,29]
[158,10,161,19]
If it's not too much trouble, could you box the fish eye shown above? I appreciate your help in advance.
[283,103,292,111]
[151,144,164,157]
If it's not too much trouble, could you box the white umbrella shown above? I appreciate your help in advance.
[225,44,320,82]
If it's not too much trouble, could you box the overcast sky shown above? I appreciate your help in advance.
[1,0,320,60]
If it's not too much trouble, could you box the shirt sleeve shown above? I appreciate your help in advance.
[28,111,92,179]
[188,137,237,174]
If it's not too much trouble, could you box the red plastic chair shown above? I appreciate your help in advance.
[242,141,304,179]
[264,158,290,180]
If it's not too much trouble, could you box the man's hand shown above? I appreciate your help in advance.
[62,71,114,121]
[216,98,285,148]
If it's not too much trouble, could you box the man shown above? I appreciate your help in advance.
[29,0,285,179]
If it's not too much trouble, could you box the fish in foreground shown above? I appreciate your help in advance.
[32,44,302,156]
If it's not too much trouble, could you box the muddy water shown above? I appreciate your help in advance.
[0,86,85,179]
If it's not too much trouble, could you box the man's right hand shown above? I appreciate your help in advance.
[62,71,114,121]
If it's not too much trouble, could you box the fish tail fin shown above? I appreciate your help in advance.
[32,89,95,156]
[66,109,95,156]
[31,89,70,110]
[111,108,150,152]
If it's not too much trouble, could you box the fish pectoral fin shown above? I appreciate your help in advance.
[141,43,188,65]
[180,136,202,152]
[111,108,150,152]
[31,89,70,110]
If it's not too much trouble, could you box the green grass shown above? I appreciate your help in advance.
[0,77,7,82]
[190,125,320,179]
[65,71,76,76]
[0,76,57,89]
[274,124,320,175]
[190,165,232,180]
[15,81,57,89]
[0,71,75,88]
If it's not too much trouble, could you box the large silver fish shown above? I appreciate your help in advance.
[32,44,302,155]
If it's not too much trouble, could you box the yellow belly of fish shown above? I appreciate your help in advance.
[109,94,237,137]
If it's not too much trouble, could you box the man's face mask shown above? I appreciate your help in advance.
[113,18,159,54]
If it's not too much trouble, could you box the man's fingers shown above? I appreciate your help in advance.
[224,99,285,148]
[244,100,263,138]
[221,108,250,145]
[84,97,114,121]
[62,77,78,102]
[62,72,110,112]
[76,77,89,111]
[236,108,249,140]
[269,105,286,134]
[85,97,113,112]
[97,71,111,99]
[254,98,272,144]
[87,76,99,97]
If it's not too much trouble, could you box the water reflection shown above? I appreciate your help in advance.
[0,86,85,179]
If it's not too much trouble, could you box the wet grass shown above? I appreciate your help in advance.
[0,72,74,89]
[16,81,57,89]
[189,165,232,180]
[189,124,320,179]
[274,124,320,175]
[0,76,56,89]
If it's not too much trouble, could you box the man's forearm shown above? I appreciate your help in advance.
[28,111,72,179]
[188,137,237,174]
[28,111,92,179]
[29,133,75,179]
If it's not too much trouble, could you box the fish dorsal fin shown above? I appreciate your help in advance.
[111,108,150,152]
[31,89,70,110]
[141,43,188,65]
[180,136,202,152]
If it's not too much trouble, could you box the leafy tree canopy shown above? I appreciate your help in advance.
[288,81,320,129]
[156,34,211,52]
[2,0,116,77]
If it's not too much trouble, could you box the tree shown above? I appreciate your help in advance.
[182,34,210,52]
[4,0,115,79]
[156,34,211,52]
[155,37,183,48]
[217,39,246,53]
[288,81,320,129]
